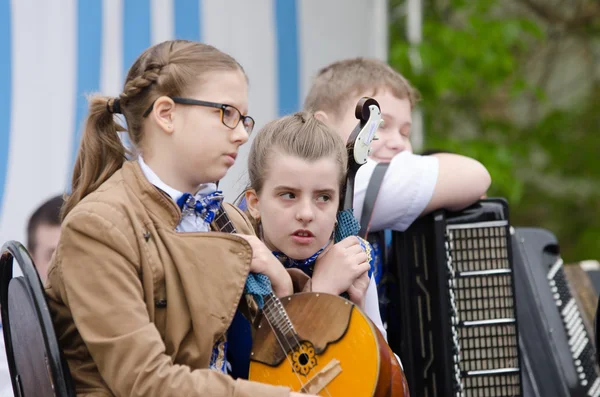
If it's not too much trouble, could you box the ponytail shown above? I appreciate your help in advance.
[62,96,126,219]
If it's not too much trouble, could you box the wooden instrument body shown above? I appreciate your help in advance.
[249,292,407,396]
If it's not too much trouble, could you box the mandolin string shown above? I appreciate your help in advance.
[263,294,335,397]
[262,294,309,391]
[263,293,334,397]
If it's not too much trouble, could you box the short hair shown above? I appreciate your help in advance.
[304,57,420,119]
[27,195,63,252]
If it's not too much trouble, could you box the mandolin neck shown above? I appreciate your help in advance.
[262,293,301,346]
[213,208,237,234]
[342,165,358,211]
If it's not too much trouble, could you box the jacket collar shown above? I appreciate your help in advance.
[121,160,183,230]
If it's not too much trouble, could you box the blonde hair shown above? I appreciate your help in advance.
[63,40,244,218]
[304,57,420,119]
[248,112,348,195]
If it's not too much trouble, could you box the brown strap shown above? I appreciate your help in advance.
[359,162,390,239]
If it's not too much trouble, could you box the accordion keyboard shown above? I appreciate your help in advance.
[447,221,521,396]
[549,258,600,396]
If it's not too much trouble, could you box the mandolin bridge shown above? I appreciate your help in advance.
[299,358,343,394]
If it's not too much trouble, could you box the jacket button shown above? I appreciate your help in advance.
[155,299,167,308]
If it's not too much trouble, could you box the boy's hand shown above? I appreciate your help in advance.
[311,237,370,295]
[238,235,293,297]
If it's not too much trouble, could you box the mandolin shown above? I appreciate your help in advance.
[241,98,409,396]
[215,209,399,396]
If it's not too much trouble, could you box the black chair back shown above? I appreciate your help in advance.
[0,241,75,397]
[597,296,600,366]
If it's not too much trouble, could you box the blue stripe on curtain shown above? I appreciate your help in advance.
[174,0,202,41]
[68,0,102,184]
[123,0,151,77]
[274,0,300,116]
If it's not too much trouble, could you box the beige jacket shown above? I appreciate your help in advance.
[45,161,289,397]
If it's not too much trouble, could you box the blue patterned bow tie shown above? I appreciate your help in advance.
[176,190,224,224]
[272,249,324,277]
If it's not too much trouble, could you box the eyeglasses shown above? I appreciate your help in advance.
[143,96,255,134]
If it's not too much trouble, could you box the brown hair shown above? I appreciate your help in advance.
[63,40,245,218]
[304,57,420,119]
[27,194,63,253]
[248,112,348,196]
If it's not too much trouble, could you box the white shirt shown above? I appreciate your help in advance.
[354,152,439,232]
[138,156,217,233]
[364,277,386,338]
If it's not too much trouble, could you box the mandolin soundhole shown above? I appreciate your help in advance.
[291,341,317,376]
[298,354,309,365]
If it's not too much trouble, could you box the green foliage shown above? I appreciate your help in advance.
[389,0,600,262]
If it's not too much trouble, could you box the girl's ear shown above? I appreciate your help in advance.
[151,96,176,135]
[245,189,261,219]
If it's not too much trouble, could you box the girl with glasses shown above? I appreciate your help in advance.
[46,40,315,397]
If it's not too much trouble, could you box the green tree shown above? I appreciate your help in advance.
[389,0,600,262]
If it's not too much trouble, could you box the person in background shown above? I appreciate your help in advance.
[26,194,63,282]
[304,57,491,231]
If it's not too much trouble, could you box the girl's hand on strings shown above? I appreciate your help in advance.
[238,234,293,297]
[311,236,370,295]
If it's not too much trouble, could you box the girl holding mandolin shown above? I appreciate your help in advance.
[243,112,386,338]
[241,110,408,396]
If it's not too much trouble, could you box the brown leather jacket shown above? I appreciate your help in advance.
[45,161,289,397]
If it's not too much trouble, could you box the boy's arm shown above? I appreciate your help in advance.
[354,152,490,232]
[421,153,491,215]
[354,153,438,232]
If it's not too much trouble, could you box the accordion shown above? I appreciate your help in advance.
[512,227,600,397]
[388,199,522,396]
